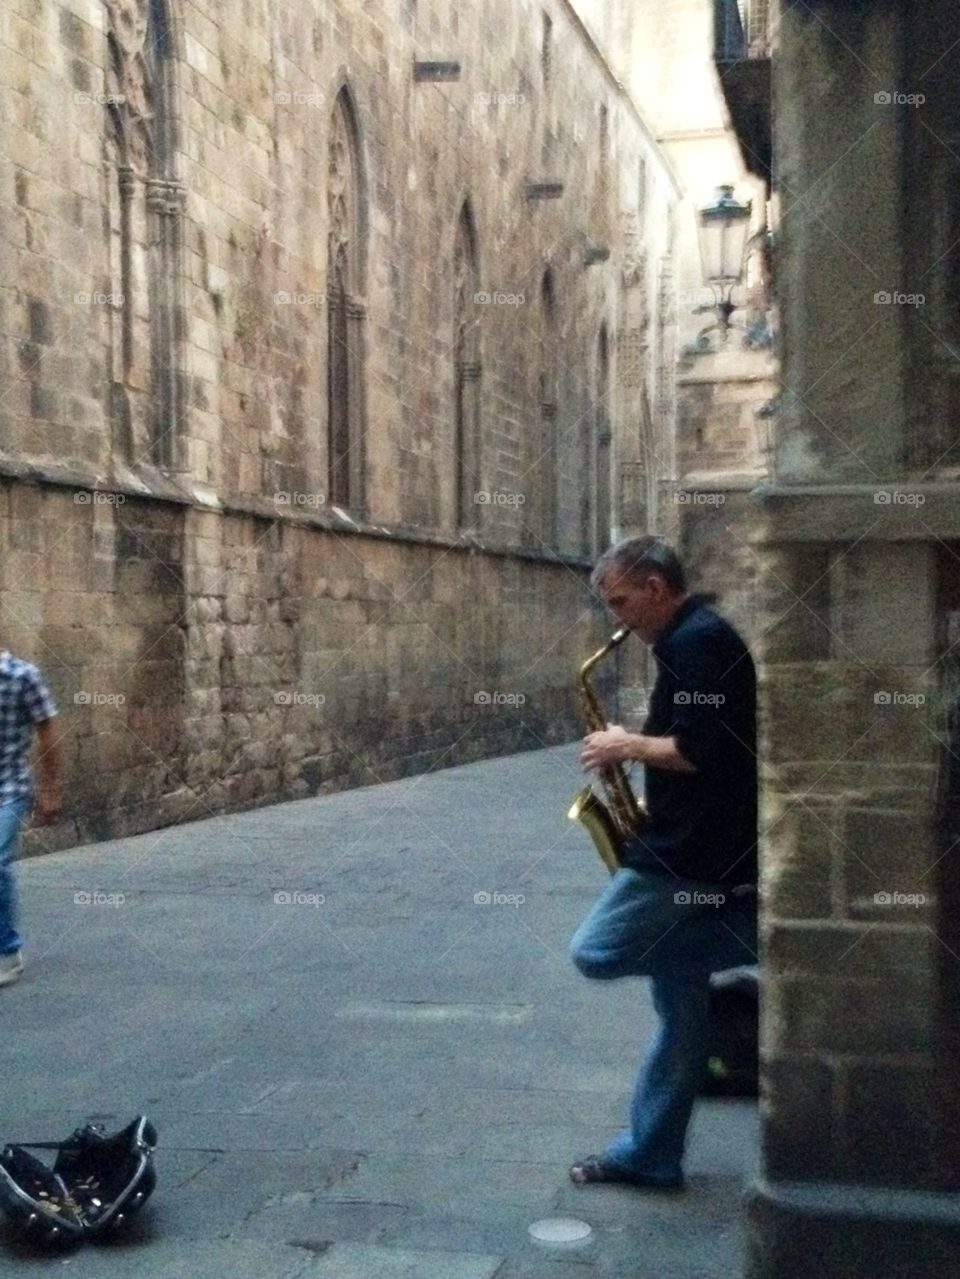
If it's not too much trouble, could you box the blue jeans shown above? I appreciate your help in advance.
[569,865,758,1183]
[0,799,28,955]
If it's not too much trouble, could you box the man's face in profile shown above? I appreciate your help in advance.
[597,570,665,643]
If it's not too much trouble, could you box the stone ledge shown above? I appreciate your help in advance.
[677,369,776,386]
[679,470,769,490]
[745,1177,960,1279]
[749,484,960,541]
[0,457,592,570]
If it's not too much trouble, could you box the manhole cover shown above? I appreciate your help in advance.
[528,1217,592,1243]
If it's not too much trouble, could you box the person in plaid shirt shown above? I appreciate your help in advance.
[0,651,61,986]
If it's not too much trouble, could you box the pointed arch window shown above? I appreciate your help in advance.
[536,269,559,547]
[454,205,481,528]
[327,89,366,511]
[105,0,185,468]
[589,324,612,555]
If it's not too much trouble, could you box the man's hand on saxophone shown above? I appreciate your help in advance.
[580,725,697,773]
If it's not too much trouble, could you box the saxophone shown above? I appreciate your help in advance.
[567,627,646,873]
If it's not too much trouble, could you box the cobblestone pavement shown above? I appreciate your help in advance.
[0,745,757,1277]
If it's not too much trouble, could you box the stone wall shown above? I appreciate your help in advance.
[1,0,680,848]
[2,0,678,539]
[677,371,775,481]
[0,480,597,850]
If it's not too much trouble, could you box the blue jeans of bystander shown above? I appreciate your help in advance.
[0,799,28,955]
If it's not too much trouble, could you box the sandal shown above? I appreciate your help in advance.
[569,1154,684,1191]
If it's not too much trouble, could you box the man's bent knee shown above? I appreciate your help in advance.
[569,938,626,980]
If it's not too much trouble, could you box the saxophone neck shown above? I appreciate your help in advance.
[579,627,630,680]
[578,627,631,732]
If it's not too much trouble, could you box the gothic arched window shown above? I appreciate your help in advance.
[535,268,559,547]
[105,0,184,468]
[454,204,481,528]
[590,324,612,555]
[327,89,366,512]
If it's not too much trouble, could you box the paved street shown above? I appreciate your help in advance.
[0,745,757,1277]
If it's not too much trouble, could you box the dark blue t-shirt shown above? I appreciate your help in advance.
[623,597,758,885]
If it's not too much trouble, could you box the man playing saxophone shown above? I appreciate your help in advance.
[568,535,758,1190]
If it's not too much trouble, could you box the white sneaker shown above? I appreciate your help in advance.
[0,951,23,986]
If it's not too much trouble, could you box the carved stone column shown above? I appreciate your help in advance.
[146,177,187,470]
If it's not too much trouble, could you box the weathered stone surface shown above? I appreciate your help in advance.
[0,0,685,846]
[747,2,960,1270]
[746,1180,960,1279]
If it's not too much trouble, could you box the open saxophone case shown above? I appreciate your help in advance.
[0,1116,157,1247]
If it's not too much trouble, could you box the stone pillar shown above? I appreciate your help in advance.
[771,2,905,485]
[746,2,960,1273]
[746,511,960,1278]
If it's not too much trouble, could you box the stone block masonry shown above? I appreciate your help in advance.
[0,0,680,847]
[0,482,595,850]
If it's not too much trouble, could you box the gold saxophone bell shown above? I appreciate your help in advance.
[568,627,646,873]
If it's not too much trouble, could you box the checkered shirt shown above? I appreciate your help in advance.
[0,651,58,804]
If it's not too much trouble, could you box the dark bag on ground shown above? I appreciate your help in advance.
[700,968,759,1097]
[0,1115,156,1245]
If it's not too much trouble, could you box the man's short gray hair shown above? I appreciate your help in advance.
[591,536,687,595]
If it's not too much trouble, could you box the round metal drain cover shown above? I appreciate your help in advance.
[528,1217,592,1243]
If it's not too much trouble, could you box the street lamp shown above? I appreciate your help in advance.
[690,185,753,345]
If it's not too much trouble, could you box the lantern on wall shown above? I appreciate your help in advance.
[681,184,768,363]
[697,185,753,289]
